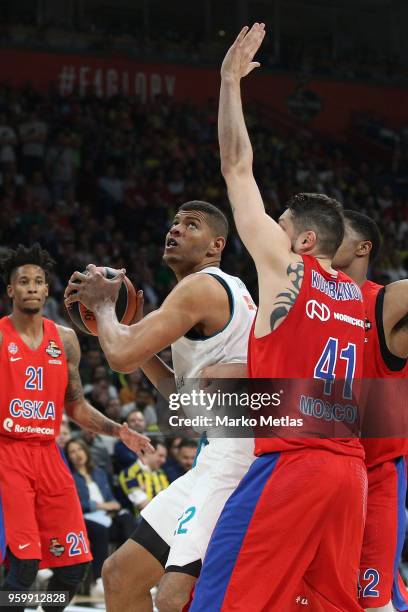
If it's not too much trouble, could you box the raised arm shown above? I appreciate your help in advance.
[383,279,408,359]
[59,325,153,453]
[219,23,292,265]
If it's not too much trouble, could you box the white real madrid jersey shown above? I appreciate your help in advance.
[171,267,256,431]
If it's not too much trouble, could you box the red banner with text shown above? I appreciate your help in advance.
[1,48,407,136]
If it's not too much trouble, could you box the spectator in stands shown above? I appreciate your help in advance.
[105,397,122,423]
[118,369,143,405]
[114,409,147,472]
[163,438,198,482]
[45,130,77,201]
[56,420,71,450]
[80,349,104,385]
[18,109,47,178]
[122,387,158,431]
[79,430,113,475]
[84,368,117,414]
[66,439,137,598]
[0,113,17,167]
[98,163,124,211]
[177,439,198,471]
[84,365,118,399]
[119,439,169,515]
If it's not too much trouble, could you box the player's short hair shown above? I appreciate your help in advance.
[286,193,344,257]
[178,201,229,240]
[343,210,382,262]
[0,243,55,285]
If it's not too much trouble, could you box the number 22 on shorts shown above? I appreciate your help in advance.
[174,507,196,535]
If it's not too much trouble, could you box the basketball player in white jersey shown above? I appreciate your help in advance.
[65,200,256,612]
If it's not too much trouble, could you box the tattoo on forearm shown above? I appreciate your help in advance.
[270,262,304,330]
[83,407,118,437]
[65,365,84,402]
[60,326,119,437]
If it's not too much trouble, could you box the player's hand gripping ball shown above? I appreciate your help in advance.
[66,266,137,336]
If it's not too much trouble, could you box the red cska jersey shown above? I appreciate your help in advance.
[0,316,68,440]
[361,280,408,468]
[249,255,366,457]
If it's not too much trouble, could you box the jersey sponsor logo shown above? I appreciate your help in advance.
[311,270,362,301]
[306,300,330,322]
[49,538,65,557]
[9,398,56,420]
[3,418,13,432]
[18,543,30,550]
[10,356,22,362]
[14,424,55,435]
[45,340,62,358]
[333,312,365,328]
[48,359,62,365]
[8,342,18,355]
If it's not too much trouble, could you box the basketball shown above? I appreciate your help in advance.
[66,266,137,336]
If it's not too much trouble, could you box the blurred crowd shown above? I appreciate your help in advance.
[1,22,408,85]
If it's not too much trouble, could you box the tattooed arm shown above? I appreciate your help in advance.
[58,326,120,436]
[269,262,305,331]
[58,326,153,453]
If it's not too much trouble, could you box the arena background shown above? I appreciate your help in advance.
[0,0,407,606]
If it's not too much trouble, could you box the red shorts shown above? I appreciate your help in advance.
[359,457,408,610]
[0,437,92,568]
[191,449,367,612]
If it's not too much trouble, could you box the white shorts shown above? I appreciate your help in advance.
[140,437,254,569]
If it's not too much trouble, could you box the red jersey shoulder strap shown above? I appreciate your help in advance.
[374,286,407,372]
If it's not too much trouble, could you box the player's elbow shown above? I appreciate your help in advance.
[107,344,148,373]
[107,354,142,374]
[221,156,252,179]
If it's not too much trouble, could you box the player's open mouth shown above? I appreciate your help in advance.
[166,238,179,249]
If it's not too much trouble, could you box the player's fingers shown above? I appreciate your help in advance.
[68,270,88,284]
[246,62,261,75]
[64,292,80,306]
[64,280,82,299]
[86,263,98,274]
[244,27,266,58]
[234,25,249,46]
[130,290,144,324]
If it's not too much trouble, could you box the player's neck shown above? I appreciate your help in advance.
[10,310,44,339]
[313,255,337,275]
[339,260,368,287]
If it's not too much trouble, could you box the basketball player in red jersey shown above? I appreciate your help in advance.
[190,24,367,611]
[0,244,151,612]
[333,211,408,612]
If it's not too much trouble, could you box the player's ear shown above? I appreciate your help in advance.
[6,285,13,299]
[44,283,49,298]
[299,230,316,252]
[208,236,226,256]
[356,240,372,258]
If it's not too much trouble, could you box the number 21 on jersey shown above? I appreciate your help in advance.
[24,367,43,390]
